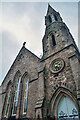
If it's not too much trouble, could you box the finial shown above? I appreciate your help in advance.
[48,3,50,6]
[23,42,26,47]
[48,3,50,7]
[47,3,55,15]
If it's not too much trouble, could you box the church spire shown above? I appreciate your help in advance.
[47,4,57,16]
[45,4,62,27]
[43,4,73,59]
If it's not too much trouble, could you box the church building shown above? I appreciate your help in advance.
[0,4,80,120]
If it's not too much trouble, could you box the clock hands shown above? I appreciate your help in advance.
[55,64,60,67]
[51,59,64,73]
[53,61,62,72]
[55,61,62,67]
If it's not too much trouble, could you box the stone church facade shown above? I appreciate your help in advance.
[0,5,80,120]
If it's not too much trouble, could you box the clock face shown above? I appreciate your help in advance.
[50,58,64,73]
[53,60,63,71]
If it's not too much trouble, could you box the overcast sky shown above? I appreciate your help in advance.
[0,2,79,85]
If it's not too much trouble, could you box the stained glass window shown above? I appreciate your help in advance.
[4,87,12,117]
[23,78,29,114]
[12,75,21,116]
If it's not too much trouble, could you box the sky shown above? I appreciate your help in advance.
[0,1,79,85]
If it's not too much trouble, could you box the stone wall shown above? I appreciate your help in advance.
[42,44,79,117]
[1,47,41,119]
[42,22,76,59]
[0,86,2,119]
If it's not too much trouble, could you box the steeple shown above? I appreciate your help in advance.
[42,4,76,59]
[47,4,57,16]
[45,4,62,27]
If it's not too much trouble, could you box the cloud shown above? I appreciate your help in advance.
[2,30,20,82]
[1,0,79,2]
[1,2,45,54]
[0,2,45,84]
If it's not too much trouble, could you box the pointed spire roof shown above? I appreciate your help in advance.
[46,4,57,15]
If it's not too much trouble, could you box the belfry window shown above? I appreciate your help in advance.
[52,35,56,47]
[12,75,21,116]
[23,78,29,114]
[4,87,12,117]
[49,15,52,23]
[54,15,58,21]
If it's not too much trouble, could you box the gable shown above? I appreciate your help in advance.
[2,46,41,88]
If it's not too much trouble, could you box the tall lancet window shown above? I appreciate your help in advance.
[49,15,52,23]
[12,75,21,116]
[23,78,29,114]
[52,35,56,47]
[54,15,58,21]
[4,87,12,117]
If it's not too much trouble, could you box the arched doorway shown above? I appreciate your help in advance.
[49,87,79,120]
[58,96,79,119]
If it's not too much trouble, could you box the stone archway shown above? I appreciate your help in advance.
[49,87,79,120]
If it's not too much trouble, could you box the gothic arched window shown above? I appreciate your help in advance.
[12,75,21,116]
[52,35,56,47]
[4,87,12,117]
[23,78,29,114]
[49,15,52,23]
[3,81,12,118]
